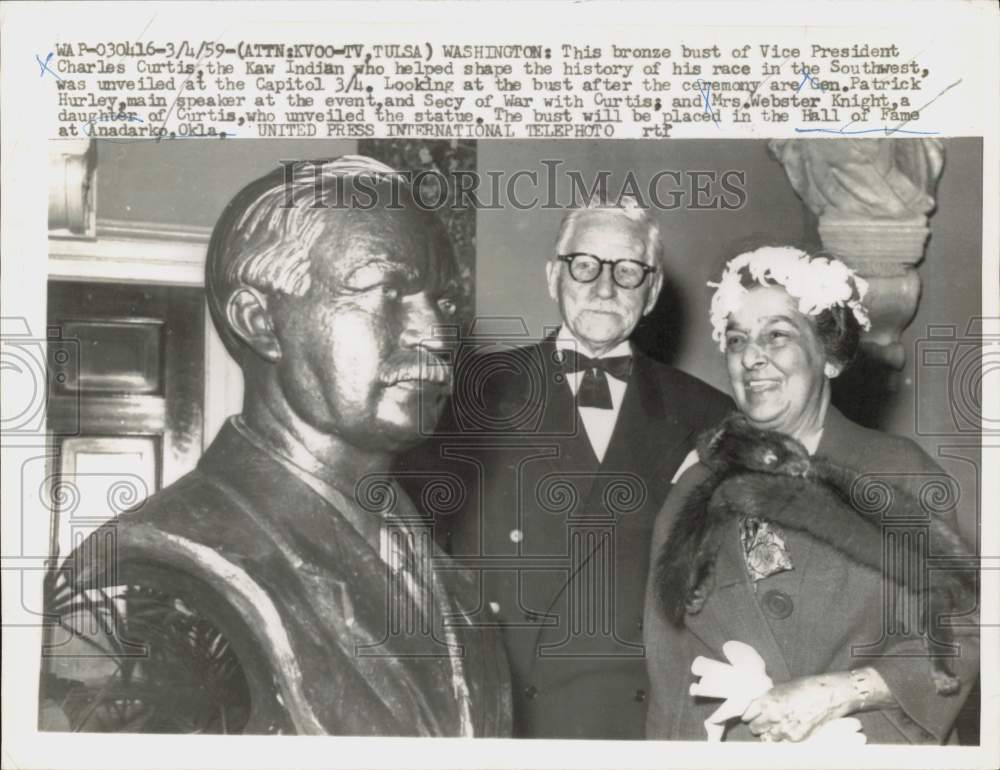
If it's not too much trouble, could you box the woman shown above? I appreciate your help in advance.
[643,246,977,744]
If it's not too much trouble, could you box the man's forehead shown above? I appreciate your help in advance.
[566,211,648,257]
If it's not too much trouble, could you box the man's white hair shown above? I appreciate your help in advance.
[555,194,665,269]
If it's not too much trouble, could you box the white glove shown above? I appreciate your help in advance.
[690,641,866,743]
[690,641,772,740]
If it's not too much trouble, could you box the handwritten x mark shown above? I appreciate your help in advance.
[36,52,61,80]
[795,69,824,93]
[695,79,721,129]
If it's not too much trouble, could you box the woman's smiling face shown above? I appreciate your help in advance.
[724,285,831,439]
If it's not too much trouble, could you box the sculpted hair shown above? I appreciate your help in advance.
[205,155,406,356]
[555,194,666,269]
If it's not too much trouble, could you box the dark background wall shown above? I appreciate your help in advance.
[885,139,983,439]
[884,138,983,544]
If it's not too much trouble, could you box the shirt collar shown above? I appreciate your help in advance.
[555,325,633,359]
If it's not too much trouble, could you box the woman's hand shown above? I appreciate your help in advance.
[741,672,859,742]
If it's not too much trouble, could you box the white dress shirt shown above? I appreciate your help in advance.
[555,326,631,463]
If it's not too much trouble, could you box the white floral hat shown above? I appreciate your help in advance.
[708,246,871,351]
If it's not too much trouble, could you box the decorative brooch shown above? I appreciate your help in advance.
[740,516,793,583]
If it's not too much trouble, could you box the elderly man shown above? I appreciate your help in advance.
[41,156,511,736]
[403,197,731,739]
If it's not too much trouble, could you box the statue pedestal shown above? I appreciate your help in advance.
[819,216,930,263]
[819,216,930,370]
[769,139,944,372]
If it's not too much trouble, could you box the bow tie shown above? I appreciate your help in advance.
[558,350,632,409]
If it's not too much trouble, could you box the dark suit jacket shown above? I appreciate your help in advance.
[62,422,511,736]
[644,406,979,743]
[399,339,731,738]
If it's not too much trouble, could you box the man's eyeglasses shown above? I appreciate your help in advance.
[557,253,657,290]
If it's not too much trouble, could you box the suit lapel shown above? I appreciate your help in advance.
[532,351,699,650]
[598,352,699,509]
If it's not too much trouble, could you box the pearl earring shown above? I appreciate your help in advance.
[824,363,839,378]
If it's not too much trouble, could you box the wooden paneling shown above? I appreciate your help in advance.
[59,320,163,395]
[47,281,205,558]
[54,436,158,562]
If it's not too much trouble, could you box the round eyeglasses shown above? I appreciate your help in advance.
[557,253,657,290]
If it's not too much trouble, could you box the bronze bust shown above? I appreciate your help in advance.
[40,157,511,736]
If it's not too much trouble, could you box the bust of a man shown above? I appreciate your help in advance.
[40,156,511,736]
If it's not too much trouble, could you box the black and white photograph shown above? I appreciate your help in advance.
[34,135,984,740]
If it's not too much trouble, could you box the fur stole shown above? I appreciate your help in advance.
[653,413,977,695]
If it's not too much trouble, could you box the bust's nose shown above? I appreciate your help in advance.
[400,292,450,354]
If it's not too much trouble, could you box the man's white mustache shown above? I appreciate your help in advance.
[580,305,625,316]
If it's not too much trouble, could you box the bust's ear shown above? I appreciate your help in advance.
[226,288,281,362]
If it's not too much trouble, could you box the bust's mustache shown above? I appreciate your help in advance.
[378,352,453,389]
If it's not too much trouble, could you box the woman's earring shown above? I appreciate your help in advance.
[824,362,840,379]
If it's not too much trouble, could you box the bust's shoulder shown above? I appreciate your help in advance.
[118,468,243,536]
[80,457,281,581]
